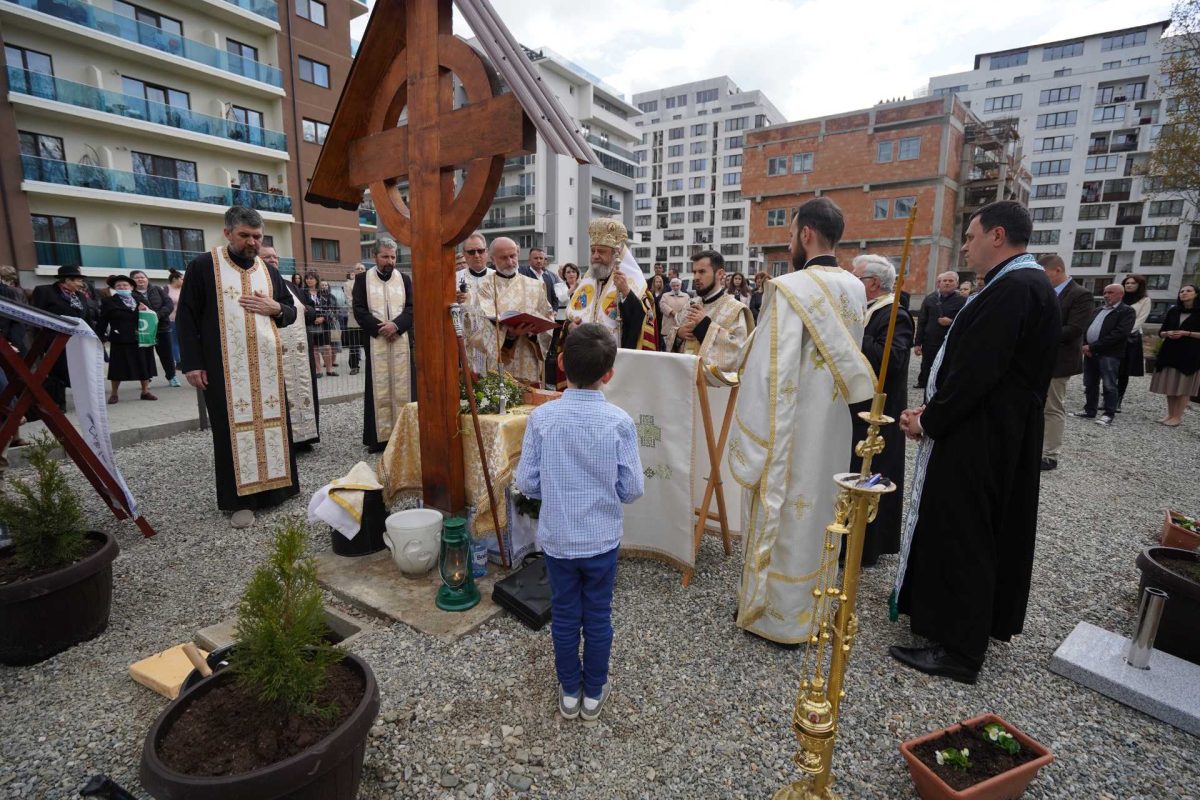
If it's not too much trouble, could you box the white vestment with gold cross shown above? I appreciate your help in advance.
[729,267,876,644]
[366,267,412,443]
[666,291,754,373]
[456,266,493,375]
[465,272,553,386]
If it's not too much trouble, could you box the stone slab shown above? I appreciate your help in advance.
[194,605,369,653]
[129,644,208,700]
[1049,621,1200,737]
[315,550,504,641]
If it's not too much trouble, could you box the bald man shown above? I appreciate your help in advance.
[1073,283,1135,426]
[913,271,965,388]
[465,236,553,386]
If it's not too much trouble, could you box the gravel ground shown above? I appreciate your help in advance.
[1,371,1198,800]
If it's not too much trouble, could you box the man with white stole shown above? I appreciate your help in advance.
[178,206,299,528]
[667,249,753,372]
[464,236,553,386]
[352,238,414,453]
[566,218,658,350]
[729,198,875,645]
[260,244,320,449]
[454,231,492,376]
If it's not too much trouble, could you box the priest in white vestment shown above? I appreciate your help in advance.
[352,238,413,452]
[455,231,493,376]
[465,236,553,386]
[730,199,875,645]
[667,249,753,373]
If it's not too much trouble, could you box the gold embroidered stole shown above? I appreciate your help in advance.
[566,275,621,337]
[212,247,292,495]
[277,285,317,442]
[366,268,411,441]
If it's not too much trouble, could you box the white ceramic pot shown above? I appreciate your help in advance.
[383,509,443,575]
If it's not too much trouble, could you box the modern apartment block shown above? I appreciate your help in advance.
[0,0,365,285]
[929,20,1189,318]
[744,95,1026,296]
[629,77,784,278]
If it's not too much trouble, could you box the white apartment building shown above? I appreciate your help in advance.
[630,77,784,277]
[929,20,1191,320]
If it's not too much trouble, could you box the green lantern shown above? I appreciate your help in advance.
[435,517,480,612]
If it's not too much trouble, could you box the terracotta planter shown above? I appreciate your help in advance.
[0,531,118,666]
[899,713,1053,800]
[1136,546,1200,665]
[1160,511,1200,552]
[141,652,380,800]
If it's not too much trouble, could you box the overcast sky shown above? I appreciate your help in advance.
[352,0,1175,120]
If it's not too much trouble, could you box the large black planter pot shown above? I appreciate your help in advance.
[0,531,118,666]
[1136,546,1200,665]
[140,652,380,800]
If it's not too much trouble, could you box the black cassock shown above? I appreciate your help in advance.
[849,301,912,567]
[177,249,300,511]
[351,268,414,451]
[898,259,1059,663]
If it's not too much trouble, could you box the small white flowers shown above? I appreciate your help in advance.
[962,748,969,757]
[935,751,944,765]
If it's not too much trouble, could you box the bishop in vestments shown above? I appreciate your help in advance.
[352,237,414,452]
[177,207,300,527]
[465,236,553,386]
[566,219,657,350]
[729,199,875,645]
[666,249,753,372]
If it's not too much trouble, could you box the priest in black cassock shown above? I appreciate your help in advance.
[848,254,912,568]
[352,237,414,453]
[177,207,300,528]
[891,201,1059,684]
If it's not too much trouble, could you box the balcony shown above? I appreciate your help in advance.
[2,0,283,88]
[591,194,620,211]
[494,185,529,200]
[35,240,297,273]
[359,208,377,227]
[596,151,636,178]
[219,0,277,21]
[1088,144,1109,155]
[480,215,535,230]
[503,155,533,170]
[586,133,637,162]
[1095,238,1123,250]
[22,156,293,214]
[6,68,287,151]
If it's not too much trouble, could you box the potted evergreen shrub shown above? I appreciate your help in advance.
[0,434,118,665]
[140,517,380,799]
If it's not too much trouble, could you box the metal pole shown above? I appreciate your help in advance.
[1126,587,1168,669]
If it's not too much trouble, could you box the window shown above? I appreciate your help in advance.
[689,176,706,189]
[668,127,684,140]
[226,39,259,77]
[989,51,1028,69]
[667,144,683,157]
[1043,41,1084,61]
[311,238,340,261]
[31,214,80,266]
[984,94,1021,112]
[1037,110,1077,129]
[297,0,326,25]
[690,141,707,155]
[635,183,646,194]
[725,117,748,131]
[4,45,54,95]
[298,56,330,88]
[689,193,705,206]
[893,196,915,218]
[237,170,268,194]
[1032,159,1070,176]
[637,100,658,113]
[1149,199,1184,217]
[726,135,743,148]
[670,213,685,224]
[18,131,65,181]
[665,94,685,109]
[1097,82,1145,103]
[1078,204,1111,220]
[792,152,814,172]
[876,141,893,162]
[1133,225,1179,242]
[722,190,741,202]
[768,156,789,176]
[635,198,652,210]
[1103,60,1121,70]
[767,209,787,227]
[1076,229,1095,249]
[723,154,741,168]
[1036,135,1074,152]
[302,118,330,144]
[932,84,967,97]
[1033,183,1066,199]
[113,2,182,36]
[1102,30,1147,51]
[1086,155,1119,172]
[132,151,198,199]
[667,179,683,191]
[122,76,190,110]
[898,137,920,160]
[1040,85,1080,105]
[1030,230,1060,245]
[689,211,707,223]
[873,199,888,220]
[1094,105,1126,126]
[1031,206,1063,221]
[720,243,743,256]
[1128,56,1151,66]
[1013,74,1030,83]
[141,224,204,269]
[1072,252,1103,268]
[1116,202,1143,224]
[668,161,683,174]
[1053,68,1072,78]
[986,79,1002,88]
[721,208,744,221]
[691,123,706,135]
[1141,250,1173,266]
[229,105,264,140]
[696,89,718,103]
[722,172,740,186]
[1146,274,1171,290]
[721,225,743,238]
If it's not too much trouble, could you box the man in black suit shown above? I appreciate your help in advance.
[1038,255,1094,470]
[1073,283,1135,427]
[518,246,559,313]
[912,270,966,388]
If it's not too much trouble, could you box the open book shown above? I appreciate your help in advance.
[488,310,557,334]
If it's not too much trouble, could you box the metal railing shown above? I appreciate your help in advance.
[591,194,620,211]
[220,0,277,21]
[480,214,536,229]
[34,240,298,274]
[494,185,529,199]
[585,133,637,162]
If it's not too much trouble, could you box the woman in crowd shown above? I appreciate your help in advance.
[291,272,304,290]
[319,279,343,367]
[1150,283,1200,427]
[560,263,581,297]
[728,272,750,303]
[750,270,771,323]
[649,274,667,350]
[102,274,156,404]
[166,269,183,366]
[304,272,336,377]
[1118,273,1152,412]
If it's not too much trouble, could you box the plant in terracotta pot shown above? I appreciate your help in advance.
[140,517,380,799]
[1160,510,1200,552]
[899,713,1053,800]
[0,433,118,665]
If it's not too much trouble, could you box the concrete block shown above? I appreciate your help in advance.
[129,644,208,699]
[194,605,369,653]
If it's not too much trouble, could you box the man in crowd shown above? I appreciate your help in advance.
[913,271,965,389]
[130,269,178,387]
[1073,283,1135,427]
[565,218,657,350]
[261,245,319,448]
[519,246,560,314]
[342,264,365,376]
[730,198,875,646]
[353,238,414,452]
[1039,254,1093,470]
[177,206,299,528]
[667,250,753,372]
[466,236,553,385]
[892,201,1058,683]
[658,277,690,351]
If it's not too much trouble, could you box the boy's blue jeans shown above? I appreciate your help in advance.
[543,546,619,699]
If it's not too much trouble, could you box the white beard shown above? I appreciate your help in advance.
[496,266,518,277]
[591,262,614,280]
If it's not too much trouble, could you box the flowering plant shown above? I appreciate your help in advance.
[934,747,970,769]
[460,371,524,415]
[981,722,1021,755]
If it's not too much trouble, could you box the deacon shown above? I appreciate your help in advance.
[177,206,299,528]
[667,249,753,372]
[565,219,657,350]
[849,254,912,567]
[465,236,553,386]
[892,201,1059,684]
[455,231,493,376]
[353,237,414,453]
[260,245,319,449]
[729,198,875,645]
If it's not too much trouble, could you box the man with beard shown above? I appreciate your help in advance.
[177,206,299,527]
[455,232,493,376]
[728,198,875,646]
[667,249,753,372]
[465,236,553,385]
[913,271,966,388]
[353,238,414,452]
[565,218,657,350]
[891,201,1058,683]
[260,245,319,448]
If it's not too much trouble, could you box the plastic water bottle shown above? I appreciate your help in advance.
[470,538,488,578]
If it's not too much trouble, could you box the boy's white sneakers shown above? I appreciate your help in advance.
[558,688,582,720]
[580,682,610,723]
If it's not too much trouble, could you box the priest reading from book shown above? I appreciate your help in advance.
[565,218,658,350]
[665,249,754,372]
[177,206,300,529]
[464,236,554,386]
[353,237,414,452]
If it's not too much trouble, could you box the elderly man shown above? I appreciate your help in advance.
[913,271,966,388]
[565,218,656,350]
[353,238,414,452]
[1039,255,1093,469]
[667,250,753,372]
[519,246,560,313]
[659,277,690,349]
[466,236,553,385]
[1072,283,1135,427]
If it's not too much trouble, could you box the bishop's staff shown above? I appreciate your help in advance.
[773,203,918,800]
